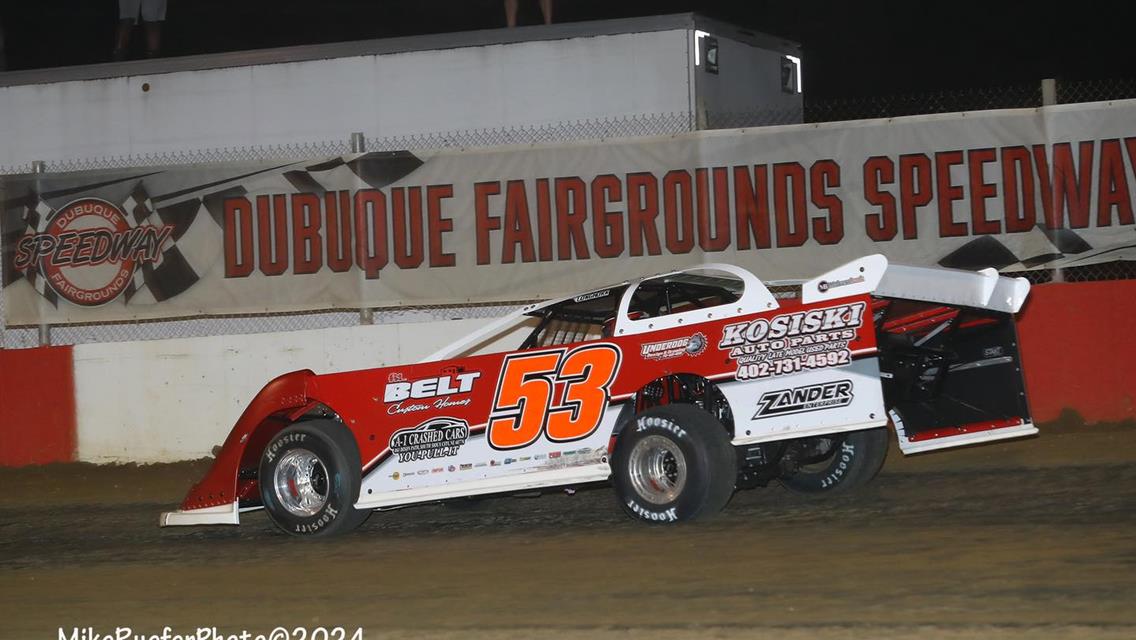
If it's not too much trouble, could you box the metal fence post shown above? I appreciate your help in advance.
[1039,79,1065,283]
[31,160,53,345]
[1041,78,1057,107]
[349,133,374,324]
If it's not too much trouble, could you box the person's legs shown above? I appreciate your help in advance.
[540,0,552,24]
[140,0,167,57]
[144,22,162,57]
[115,0,141,60]
[113,19,134,60]
[504,0,519,27]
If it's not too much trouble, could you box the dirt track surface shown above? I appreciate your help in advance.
[2,422,1134,640]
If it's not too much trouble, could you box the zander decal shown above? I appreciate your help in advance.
[389,417,470,462]
[753,380,854,418]
[720,302,865,379]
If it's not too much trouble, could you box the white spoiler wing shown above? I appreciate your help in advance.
[801,255,1030,314]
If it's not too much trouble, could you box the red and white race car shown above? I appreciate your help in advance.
[161,255,1035,536]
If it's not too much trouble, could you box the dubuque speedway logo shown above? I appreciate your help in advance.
[13,198,172,307]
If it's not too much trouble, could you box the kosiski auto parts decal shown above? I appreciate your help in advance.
[719,302,866,380]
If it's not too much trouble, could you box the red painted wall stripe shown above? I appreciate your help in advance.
[1017,280,1136,424]
[0,346,77,466]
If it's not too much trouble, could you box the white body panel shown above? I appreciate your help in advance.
[160,501,239,527]
[724,358,888,446]
[355,406,620,509]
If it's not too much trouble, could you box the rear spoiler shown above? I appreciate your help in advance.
[800,255,1030,313]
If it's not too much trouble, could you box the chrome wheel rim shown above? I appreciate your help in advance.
[627,435,687,505]
[273,449,329,517]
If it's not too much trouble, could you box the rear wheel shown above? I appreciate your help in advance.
[612,404,736,523]
[780,427,889,494]
[259,420,371,537]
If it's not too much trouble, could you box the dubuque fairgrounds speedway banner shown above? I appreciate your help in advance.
[2,100,1134,326]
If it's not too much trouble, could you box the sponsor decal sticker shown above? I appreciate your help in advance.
[753,380,855,418]
[572,289,610,303]
[384,371,481,403]
[817,275,865,293]
[388,417,470,463]
[640,332,708,361]
[720,302,866,379]
[459,463,473,471]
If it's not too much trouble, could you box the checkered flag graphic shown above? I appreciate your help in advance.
[121,183,209,303]
[19,194,60,306]
[938,225,1096,272]
[8,150,424,308]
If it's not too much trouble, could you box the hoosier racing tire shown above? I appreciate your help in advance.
[259,420,371,538]
[612,405,736,524]
[780,427,889,494]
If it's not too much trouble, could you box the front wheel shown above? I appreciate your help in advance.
[259,420,371,537]
[780,427,889,494]
[612,404,736,523]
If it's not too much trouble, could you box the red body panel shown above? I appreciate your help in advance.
[180,370,314,510]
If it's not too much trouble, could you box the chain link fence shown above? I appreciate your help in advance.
[2,78,1134,349]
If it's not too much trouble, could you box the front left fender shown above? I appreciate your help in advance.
[162,370,316,523]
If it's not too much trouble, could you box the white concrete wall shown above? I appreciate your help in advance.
[71,318,500,463]
[0,30,691,167]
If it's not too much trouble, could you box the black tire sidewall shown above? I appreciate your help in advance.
[613,405,734,523]
[781,427,889,494]
[259,422,363,537]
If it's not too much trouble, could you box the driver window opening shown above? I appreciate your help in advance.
[521,286,627,349]
[626,270,743,320]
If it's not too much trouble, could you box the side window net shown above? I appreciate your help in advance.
[533,319,604,347]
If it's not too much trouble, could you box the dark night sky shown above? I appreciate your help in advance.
[0,1,1130,99]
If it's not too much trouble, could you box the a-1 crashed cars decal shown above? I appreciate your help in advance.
[388,416,470,462]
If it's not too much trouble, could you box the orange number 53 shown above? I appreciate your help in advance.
[488,344,621,450]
